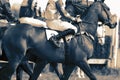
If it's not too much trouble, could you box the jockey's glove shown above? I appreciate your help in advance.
[71,17,76,21]
[76,15,82,22]
[77,18,82,23]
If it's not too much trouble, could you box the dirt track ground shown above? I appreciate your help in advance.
[12,67,120,80]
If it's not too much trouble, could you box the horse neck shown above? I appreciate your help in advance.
[81,8,98,25]
[80,4,99,36]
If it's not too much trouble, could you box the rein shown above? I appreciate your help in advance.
[74,2,110,42]
[75,31,95,41]
[82,20,95,25]
[75,20,95,41]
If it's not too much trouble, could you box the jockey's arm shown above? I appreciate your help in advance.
[56,1,76,21]
[61,7,76,21]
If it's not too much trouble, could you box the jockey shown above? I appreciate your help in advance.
[0,0,19,23]
[44,0,78,47]
[19,0,47,28]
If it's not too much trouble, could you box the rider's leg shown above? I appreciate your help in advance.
[49,21,77,47]
[49,29,75,47]
[2,2,18,23]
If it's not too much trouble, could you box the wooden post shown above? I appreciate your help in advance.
[107,25,115,68]
[108,17,119,68]
[116,19,120,68]
[113,17,119,68]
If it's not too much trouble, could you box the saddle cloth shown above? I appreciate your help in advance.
[46,29,73,43]
[19,17,47,28]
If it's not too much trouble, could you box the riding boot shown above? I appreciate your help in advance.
[2,3,19,23]
[49,29,75,47]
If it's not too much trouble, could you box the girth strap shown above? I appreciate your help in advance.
[76,31,94,41]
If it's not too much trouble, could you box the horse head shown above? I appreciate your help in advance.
[96,2,117,28]
[79,1,117,37]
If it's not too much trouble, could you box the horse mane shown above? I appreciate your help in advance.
[81,2,96,18]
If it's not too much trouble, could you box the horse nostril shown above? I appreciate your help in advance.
[114,22,117,26]
[110,23,117,28]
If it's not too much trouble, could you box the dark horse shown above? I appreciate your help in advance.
[0,2,117,80]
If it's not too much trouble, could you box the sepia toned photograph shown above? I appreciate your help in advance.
[0,0,120,80]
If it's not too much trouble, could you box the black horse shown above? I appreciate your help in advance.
[0,0,61,80]
[0,26,62,80]
[0,1,117,80]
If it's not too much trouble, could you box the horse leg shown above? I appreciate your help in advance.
[61,64,75,80]
[78,60,97,80]
[0,41,26,80]
[0,52,24,80]
[16,66,23,80]
[29,61,47,80]
[50,63,63,79]
[20,61,33,76]
[16,60,33,80]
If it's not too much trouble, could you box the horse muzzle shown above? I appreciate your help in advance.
[109,14,117,28]
[109,22,117,28]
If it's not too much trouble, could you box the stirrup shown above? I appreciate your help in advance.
[49,36,61,48]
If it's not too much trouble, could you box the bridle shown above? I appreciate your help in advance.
[75,2,111,41]
[100,2,111,25]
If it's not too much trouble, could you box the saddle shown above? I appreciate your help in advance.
[46,29,73,47]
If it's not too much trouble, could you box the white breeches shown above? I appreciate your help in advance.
[19,17,47,28]
[46,19,77,33]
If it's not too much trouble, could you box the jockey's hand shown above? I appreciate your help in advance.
[71,16,82,23]
[76,15,82,23]
[76,18,82,23]
[71,17,76,21]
